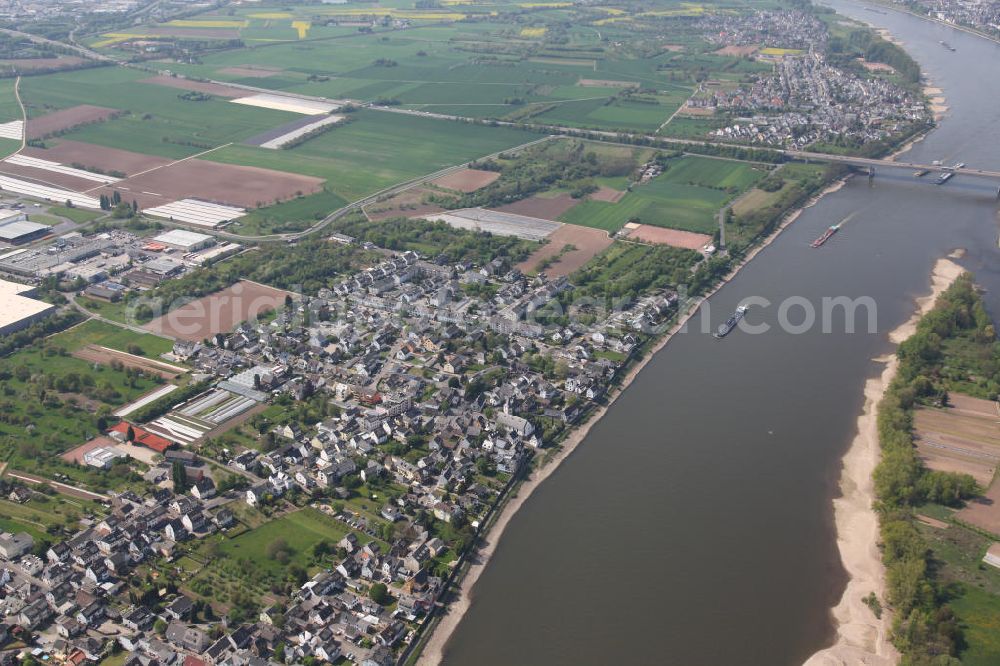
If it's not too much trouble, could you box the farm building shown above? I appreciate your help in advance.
[0,279,56,336]
[82,446,125,470]
[108,422,174,453]
[0,208,49,246]
[152,229,214,252]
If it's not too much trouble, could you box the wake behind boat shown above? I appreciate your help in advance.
[714,305,748,338]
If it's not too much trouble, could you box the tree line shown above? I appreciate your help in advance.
[874,273,987,663]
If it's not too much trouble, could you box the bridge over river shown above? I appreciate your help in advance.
[787,149,1000,181]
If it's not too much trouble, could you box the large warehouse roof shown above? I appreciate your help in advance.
[0,220,48,241]
[153,229,213,248]
[0,279,55,333]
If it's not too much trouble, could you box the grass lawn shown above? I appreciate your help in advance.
[951,585,1000,665]
[76,296,135,324]
[0,495,102,539]
[216,507,352,573]
[48,205,103,224]
[53,319,173,357]
[187,507,377,606]
[28,213,61,225]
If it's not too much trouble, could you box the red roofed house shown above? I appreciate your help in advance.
[108,422,174,453]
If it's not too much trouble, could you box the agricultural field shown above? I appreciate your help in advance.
[80,0,764,135]
[560,155,766,234]
[203,111,538,203]
[0,0,791,231]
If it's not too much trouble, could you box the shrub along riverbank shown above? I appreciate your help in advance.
[875,273,994,663]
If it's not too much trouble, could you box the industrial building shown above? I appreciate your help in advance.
[0,279,56,336]
[152,229,215,252]
[82,446,125,469]
[0,208,49,246]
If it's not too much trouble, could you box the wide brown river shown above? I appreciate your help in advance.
[440,2,1000,664]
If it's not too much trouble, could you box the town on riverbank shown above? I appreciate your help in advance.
[0,1,988,666]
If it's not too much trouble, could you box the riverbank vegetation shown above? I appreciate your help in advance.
[875,274,1000,663]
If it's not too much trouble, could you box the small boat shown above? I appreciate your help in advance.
[811,224,840,248]
[914,169,929,177]
[714,305,748,338]
[937,172,954,185]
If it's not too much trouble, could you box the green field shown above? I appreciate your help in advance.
[560,156,765,233]
[187,507,380,607]
[230,189,347,236]
[216,508,355,571]
[47,205,103,224]
[21,67,297,159]
[952,585,1000,665]
[54,319,174,357]
[0,495,103,542]
[0,78,21,121]
[77,7,756,135]
[206,110,539,203]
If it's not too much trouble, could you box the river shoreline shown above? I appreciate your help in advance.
[804,257,963,666]
[415,176,851,665]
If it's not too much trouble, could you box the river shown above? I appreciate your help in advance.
[438,3,1000,664]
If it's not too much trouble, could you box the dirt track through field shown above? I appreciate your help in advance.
[72,344,186,379]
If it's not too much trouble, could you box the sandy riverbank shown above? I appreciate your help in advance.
[924,85,949,122]
[415,176,850,665]
[804,256,963,666]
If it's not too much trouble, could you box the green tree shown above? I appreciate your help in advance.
[369,582,388,605]
[172,460,188,492]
